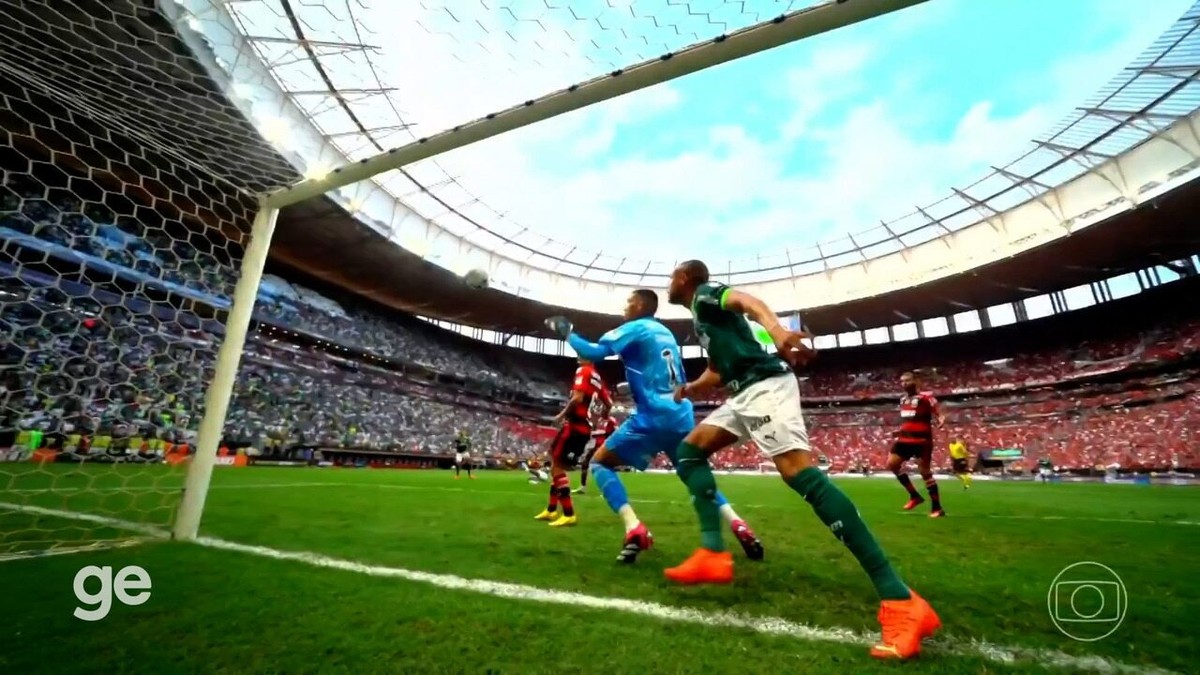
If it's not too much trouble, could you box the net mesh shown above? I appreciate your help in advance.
[0,0,298,558]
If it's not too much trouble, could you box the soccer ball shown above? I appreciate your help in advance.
[462,268,489,289]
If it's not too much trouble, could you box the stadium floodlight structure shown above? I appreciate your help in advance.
[0,0,926,558]
[173,0,929,541]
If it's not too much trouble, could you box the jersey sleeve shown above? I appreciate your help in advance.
[694,281,732,310]
[572,365,600,396]
[598,321,643,354]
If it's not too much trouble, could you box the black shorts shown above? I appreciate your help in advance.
[550,427,591,468]
[951,457,969,473]
[891,440,932,461]
[582,434,609,464]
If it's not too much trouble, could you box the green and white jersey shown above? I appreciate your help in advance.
[690,281,790,396]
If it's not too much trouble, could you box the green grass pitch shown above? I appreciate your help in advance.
[1,466,1196,674]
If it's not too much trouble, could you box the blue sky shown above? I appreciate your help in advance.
[364,0,1194,269]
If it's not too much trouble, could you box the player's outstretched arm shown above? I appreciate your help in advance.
[546,315,617,363]
[722,289,789,342]
[722,289,815,368]
[566,333,613,363]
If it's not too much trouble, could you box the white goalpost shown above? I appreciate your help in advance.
[0,0,925,554]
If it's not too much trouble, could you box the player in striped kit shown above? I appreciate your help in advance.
[574,411,616,494]
[887,371,947,517]
[533,359,612,527]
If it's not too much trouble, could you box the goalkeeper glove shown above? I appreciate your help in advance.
[544,315,573,339]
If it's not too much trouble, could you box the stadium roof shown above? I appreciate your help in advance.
[5,0,1197,344]
[159,0,1200,320]
[29,0,1198,334]
[269,171,1200,338]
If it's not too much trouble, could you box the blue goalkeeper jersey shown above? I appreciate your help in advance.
[594,317,693,431]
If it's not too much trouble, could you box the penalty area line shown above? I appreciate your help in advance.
[195,535,1174,675]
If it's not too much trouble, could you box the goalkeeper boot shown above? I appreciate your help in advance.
[870,590,941,660]
[730,520,764,561]
[664,548,734,585]
[617,523,654,564]
[549,514,577,527]
[534,509,558,521]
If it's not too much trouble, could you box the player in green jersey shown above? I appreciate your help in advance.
[664,260,940,661]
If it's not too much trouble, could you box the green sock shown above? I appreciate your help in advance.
[787,467,910,600]
[675,442,725,552]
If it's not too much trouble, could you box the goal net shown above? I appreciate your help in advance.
[0,0,917,559]
[0,0,299,559]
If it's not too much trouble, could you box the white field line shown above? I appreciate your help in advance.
[0,501,166,564]
[0,499,1179,674]
[4,481,1198,526]
[0,501,170,538]
[196,535,1174,675]
[0,537,148,563]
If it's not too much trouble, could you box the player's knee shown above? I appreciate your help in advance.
[682,424,729,452]
[772,448,812,481]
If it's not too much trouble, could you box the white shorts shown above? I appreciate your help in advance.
[456,452,470,464]
[702,374,809,458]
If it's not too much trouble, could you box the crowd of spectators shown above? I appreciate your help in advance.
[2,172,1199,473]
[799,319,1200,399]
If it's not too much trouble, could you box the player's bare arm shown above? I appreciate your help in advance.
[934,402,947,429]
[721,289,815,368]
[554,392,582,424]
[676,363,722,402]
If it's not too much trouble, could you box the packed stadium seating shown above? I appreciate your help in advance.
[2,169,1199,472]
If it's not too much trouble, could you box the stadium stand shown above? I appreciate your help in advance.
[2,166,1198,475]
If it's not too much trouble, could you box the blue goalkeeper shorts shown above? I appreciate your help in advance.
[602,417,693,471]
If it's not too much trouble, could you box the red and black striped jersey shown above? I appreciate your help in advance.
[898,391,938,443]
[567,364,608,432]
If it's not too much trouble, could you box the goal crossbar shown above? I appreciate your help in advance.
[264,0,928,210]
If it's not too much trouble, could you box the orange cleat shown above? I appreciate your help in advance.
[664,548,734,585]
[870,590,941,660]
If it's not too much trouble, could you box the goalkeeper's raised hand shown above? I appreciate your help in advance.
[544,315,573,339]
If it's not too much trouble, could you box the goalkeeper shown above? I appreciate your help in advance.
[545,289,762,564]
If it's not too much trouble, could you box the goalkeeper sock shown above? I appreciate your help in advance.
[787,467,910,601]
[675,442,725,552]
[592,465,627,512]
